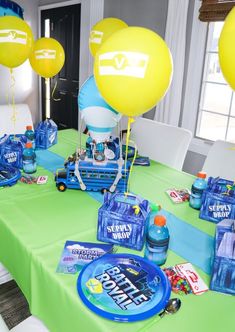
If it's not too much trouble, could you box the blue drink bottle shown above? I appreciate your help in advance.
[25,125,35,150]
[144,215,170,266]
[189,172,207,210]
[22,142,37,174]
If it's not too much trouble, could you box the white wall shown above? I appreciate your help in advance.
[0,0,39,125]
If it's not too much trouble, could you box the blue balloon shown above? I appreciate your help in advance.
[78,75,118,114]
[0,0,24,18]
[78,75,121,142]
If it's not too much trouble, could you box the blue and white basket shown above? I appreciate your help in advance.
[200,177,235,223]
[97,192,150,251]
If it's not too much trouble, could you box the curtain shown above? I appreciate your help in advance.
[154,0,189,126]
[199,0,235,22]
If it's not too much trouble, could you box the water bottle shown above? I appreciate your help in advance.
[189,172,207,210]
[22,142,37,174]
[144,215,170,266]
[25,125,35,149]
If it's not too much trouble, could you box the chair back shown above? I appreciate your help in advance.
[202,140,235,180]
[0,104,33,137]
[130,117,192,170]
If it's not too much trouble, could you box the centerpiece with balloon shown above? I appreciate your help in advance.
[91,22,173,193]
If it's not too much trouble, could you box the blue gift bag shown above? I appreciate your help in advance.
[35,119,57,149]
[210,219,235,295]
[0,134,26,169]
[97,192,150,251]
[200,177,235,223]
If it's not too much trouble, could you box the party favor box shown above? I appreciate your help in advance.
[97,192,150,251]
[210,219,235,295]
[200,177,235,223]
[35,118,57,149]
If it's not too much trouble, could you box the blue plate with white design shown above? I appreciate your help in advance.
[0,164,21,187]
[77,253,171,322]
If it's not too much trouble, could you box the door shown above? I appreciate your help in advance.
[41,4,81,130]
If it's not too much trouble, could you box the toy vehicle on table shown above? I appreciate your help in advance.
[55,159,130,193]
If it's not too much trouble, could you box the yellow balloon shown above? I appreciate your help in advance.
[0,16,33,68]
[89,17,128,57]
[94,27,173,117]
[219,7,235,90]
[29,37,65,78]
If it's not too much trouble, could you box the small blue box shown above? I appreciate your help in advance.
[200,177,235,223]
[35,119,57,149]
[97,192,150,251]
[210,219,235,295]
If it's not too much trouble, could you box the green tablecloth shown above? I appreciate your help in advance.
[0,129,234,332]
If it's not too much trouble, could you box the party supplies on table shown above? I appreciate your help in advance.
[200,177,235,223]
[0,163,21,187]
[35,118,57,149]
[56,241,114,274]
[166,188,190,203]
[189,172,207,210]
[210,219,235,295]
[22,142,37,174]
[164,263,208,295]
[145,215,170,266]
[0,134,26,169]
[24,125,35,149]
[97,192,150,251]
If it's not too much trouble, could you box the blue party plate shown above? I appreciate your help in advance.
[0,164,21,187]
[77,253,171,322]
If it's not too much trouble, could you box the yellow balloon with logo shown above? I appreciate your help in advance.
[0,16,33,68]
[89,17,128,57]
[94,27,173,117]
[219,7,235,90]
[29,37,65,78]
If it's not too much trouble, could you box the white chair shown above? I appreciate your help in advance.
[0,315,49,332]
[130,117,192,170]
[202,140,235,180]
[0,104,33,138]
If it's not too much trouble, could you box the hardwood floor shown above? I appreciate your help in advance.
[0,280,30,329]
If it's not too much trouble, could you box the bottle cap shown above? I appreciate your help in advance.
[154,215,166,226]
[197,171,206,179]
[26,125,32,130]
[25,142,32,148]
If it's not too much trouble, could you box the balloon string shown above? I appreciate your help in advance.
[9,68,17,135]
[51,79,61,101]
[124,116,135,195]
[126,139,137,194]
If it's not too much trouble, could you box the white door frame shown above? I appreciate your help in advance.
[38,0,104,123]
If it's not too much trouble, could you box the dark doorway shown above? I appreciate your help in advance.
[41,4,81,130]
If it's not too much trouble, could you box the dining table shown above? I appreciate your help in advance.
[0,129,234,332]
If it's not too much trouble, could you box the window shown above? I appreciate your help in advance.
[196,22,235,143]
[181,1,235,155]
